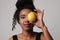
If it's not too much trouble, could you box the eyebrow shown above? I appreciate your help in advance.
[20,14,25,16]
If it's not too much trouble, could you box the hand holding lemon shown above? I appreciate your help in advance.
[34,9,45,29]
[28,9,45,29]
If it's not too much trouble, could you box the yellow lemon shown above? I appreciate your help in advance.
[28,11,37,23]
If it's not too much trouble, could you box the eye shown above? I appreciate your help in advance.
[21,16,25,19]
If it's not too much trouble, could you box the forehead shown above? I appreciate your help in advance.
[20,9,31,15]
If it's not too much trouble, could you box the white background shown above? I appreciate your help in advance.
[0,0,60,40]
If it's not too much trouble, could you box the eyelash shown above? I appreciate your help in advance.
[21,16,25,19]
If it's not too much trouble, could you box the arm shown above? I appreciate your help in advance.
[41,25,53,40]
[35,9,53,40]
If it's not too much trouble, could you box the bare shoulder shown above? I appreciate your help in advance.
[9,37,13,40]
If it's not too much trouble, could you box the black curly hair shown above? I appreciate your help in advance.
[12,0,36,31]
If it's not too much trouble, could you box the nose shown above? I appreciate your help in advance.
[24,17,29,23]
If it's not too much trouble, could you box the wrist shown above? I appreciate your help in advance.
[41,25,48,31]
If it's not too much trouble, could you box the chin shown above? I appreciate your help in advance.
[24,29,31,31]
[23,26,33,31]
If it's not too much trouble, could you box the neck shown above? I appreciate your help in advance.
[22,29,34,37]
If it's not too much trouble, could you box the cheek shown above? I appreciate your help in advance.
[19,18,23,24]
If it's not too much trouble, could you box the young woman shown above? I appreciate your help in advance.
[9,0,53,40]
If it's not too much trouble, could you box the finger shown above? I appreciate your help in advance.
[33,9,38,15]
[34,12,37,16]
[34,9,41,13]
[34,9,37,11]
[34,9,37,14]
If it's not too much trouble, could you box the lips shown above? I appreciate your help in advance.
[24,23,30,27]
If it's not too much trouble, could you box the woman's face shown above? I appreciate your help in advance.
[19,9,34,31]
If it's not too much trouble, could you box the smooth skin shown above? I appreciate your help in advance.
[9,9,53,40]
